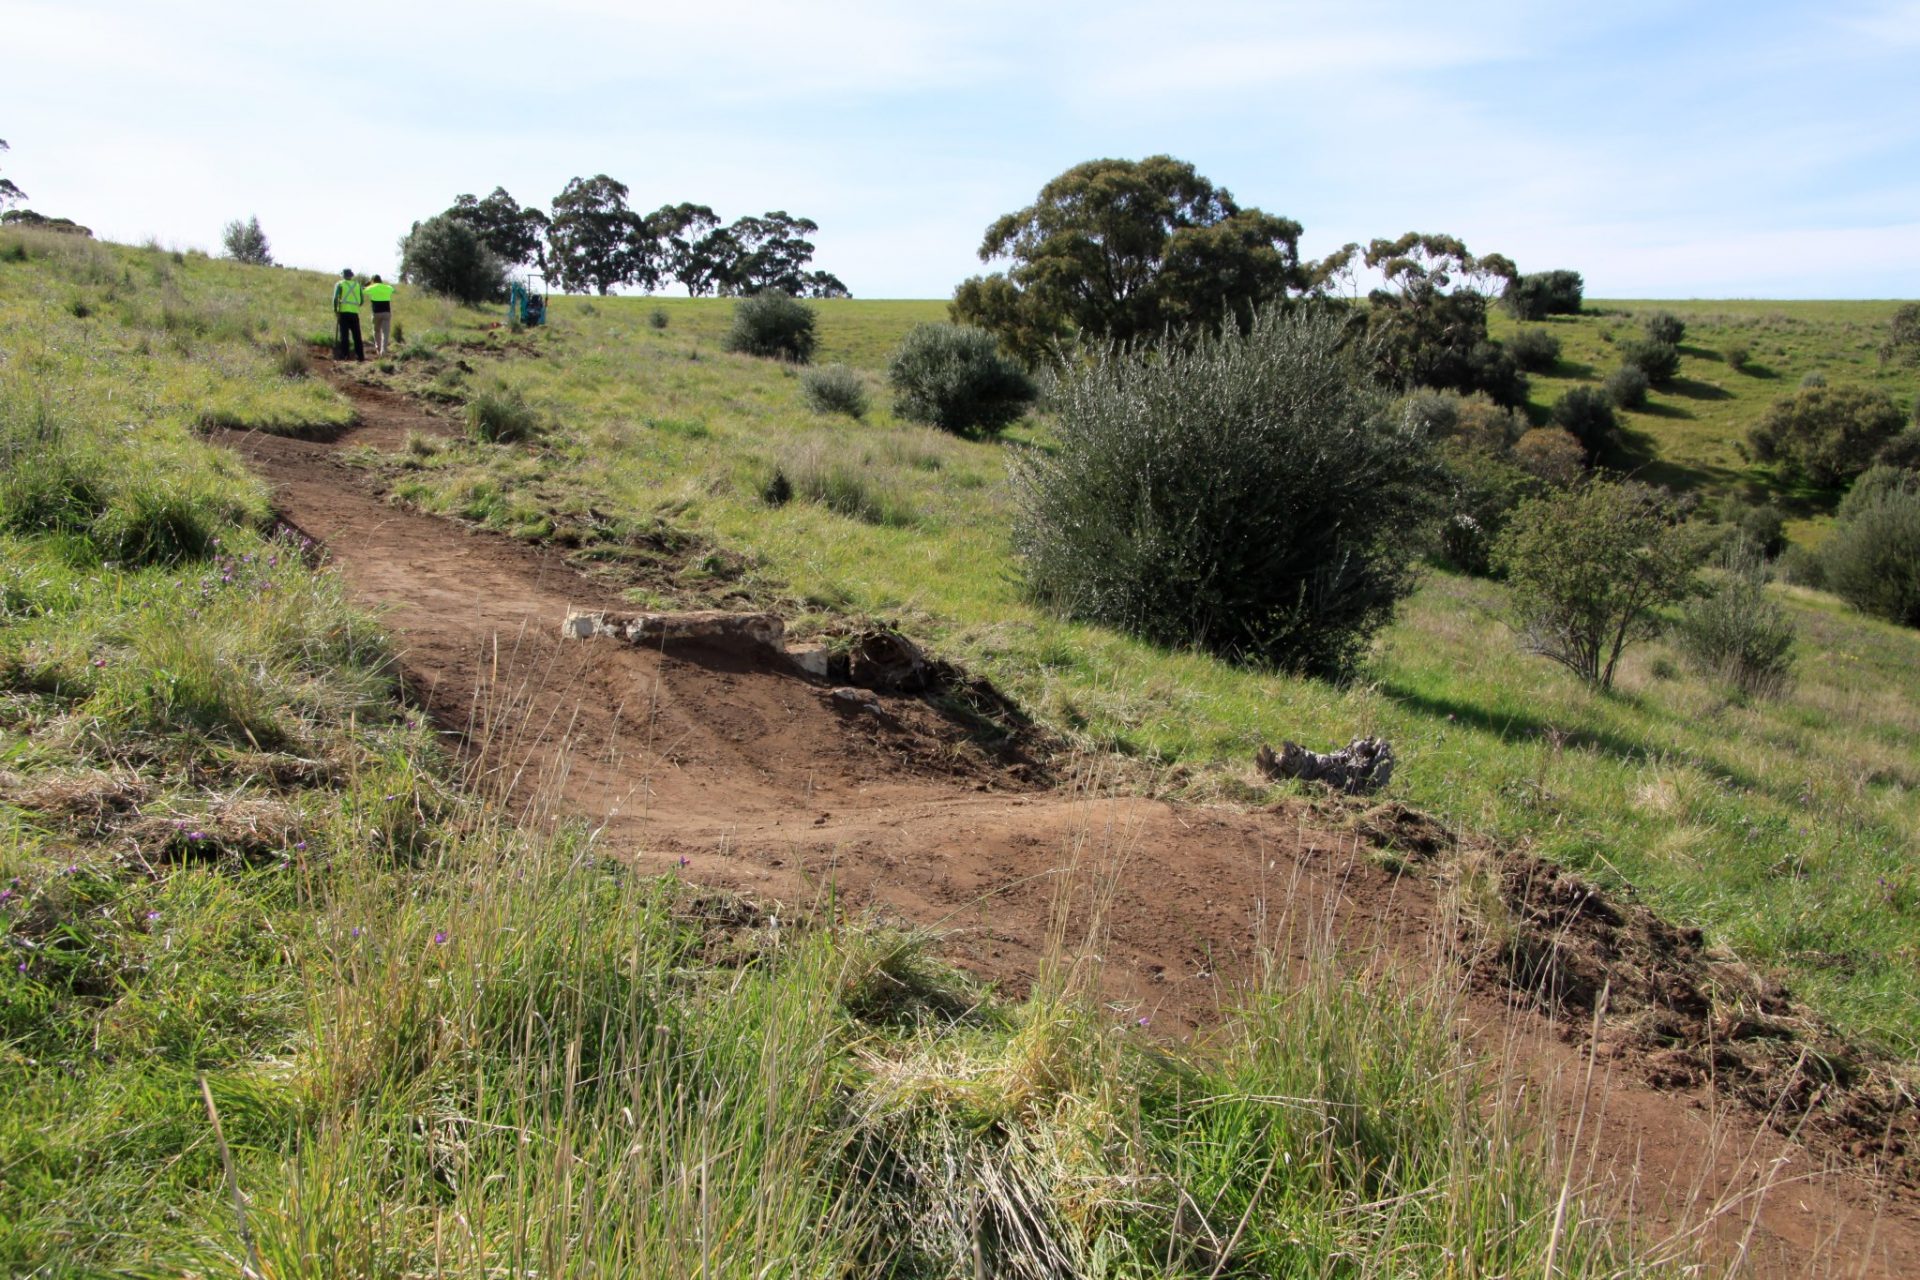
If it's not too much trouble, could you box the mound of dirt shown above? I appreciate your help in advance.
[1471,853,1918,1188]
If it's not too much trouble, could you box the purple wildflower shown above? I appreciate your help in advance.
[146,910,160,921]
[188,831,206,842]
[1136,1016,1150,1027]
[433,931,448,945]
[678,856,690,868]
[350,927,362,939]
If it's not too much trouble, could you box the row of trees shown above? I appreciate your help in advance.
[402,179,847,302]
[949,156,1582,411]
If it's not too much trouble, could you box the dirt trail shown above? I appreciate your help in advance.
[214,357,1920,1278]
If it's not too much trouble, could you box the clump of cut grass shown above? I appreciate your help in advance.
[271,338,311,379]
[1675,536,1797,699]
[464,385,539,443]
[800,363,869,418]
[782,441,921,527]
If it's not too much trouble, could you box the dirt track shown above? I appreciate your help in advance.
[215,356,1920,1278]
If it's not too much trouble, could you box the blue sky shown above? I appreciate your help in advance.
[6,0,1918,298]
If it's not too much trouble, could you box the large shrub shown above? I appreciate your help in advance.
[1820,467,1920,626]
[1603,365,1649,410]
[1506,327,1560,372]
[1011,307,1430,679]
[1512,428,1587,487]
[1434,443,1537,576]
[1881,301,1920,366]
[398,214,507,304]
[724,291,816,362]
[1549,386,1618,457]
[1748,385,1905,486]
[1494,480,1701,690]
[1676,536,1796,698]
[1618,337,1680,385]
[887,323,1036,435]
[1874,424,1920,471]
[1501,270,1583,319]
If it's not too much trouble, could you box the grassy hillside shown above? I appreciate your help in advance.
[1488,300,1917,535]
[0,233,1670,1276]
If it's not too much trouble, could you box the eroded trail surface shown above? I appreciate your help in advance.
[215,357,1920,1278]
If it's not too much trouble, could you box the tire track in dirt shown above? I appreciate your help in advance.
[209,356,1920,1278]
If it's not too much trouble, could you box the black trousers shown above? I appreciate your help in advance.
[335,310,364,360]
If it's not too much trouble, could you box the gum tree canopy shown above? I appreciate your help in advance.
[954,155,1311,358]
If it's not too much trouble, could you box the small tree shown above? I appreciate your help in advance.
[221,215,272,266]
[887,323,1037,435]
[723,291,815,361]
[1495,480,1701,691]
[1748,385,1905,486]
[1012,306,1432,679]
[399,214,507,304]
[1642,311,1686,345]
[0,138,25,209]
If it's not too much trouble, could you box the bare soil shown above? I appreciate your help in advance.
[208,354,1920,1278]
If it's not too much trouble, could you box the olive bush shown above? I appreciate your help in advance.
[1011,307,1432,679]
[1676,536,1796,698]
[887,323,1036,435]
[724,291,817,362]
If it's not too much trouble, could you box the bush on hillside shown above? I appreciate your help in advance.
[1676,536,1796,698]
[724,291,816,362]
[800,364,869,419]
[648,307,669,330]
[1434,443,1537,576]
[399,214,507,305]
[1724,343,1751,371]
[1799,370,1827,389]
[1549,386,1618,456]
[1603,365,1649,410]
[887,323,1036,436]
[1881,302,1920,366]
[1642,311,1686,345]
[1507,327,1560,372]
[1494,480,1701,691]
[1748,385,1905,486]
[1820,468,1920,626]
[1877,425,1920,471]
[1012,306,1431,679]
[1401,390,1523,454]
[1618,337,1680,385]
[1731,501,1787,559]
[1512,427,1587,487]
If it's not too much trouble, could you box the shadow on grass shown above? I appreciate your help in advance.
[1737,363,1780,379]
[1636,400,1696,420]
[1549,358,1598,380]
[1602,423,1741,491]
[1381,680,1770,794]
[1667,377,1734,402]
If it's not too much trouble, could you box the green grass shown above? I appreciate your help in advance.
[0,232,1673,1275]
[332,289,1920,1055]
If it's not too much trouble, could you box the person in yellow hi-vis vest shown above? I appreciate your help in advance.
[364,275,396,356]
[331,268,364,362]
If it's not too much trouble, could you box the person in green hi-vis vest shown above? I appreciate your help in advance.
[364,275,396,356]
[331,268,364,362]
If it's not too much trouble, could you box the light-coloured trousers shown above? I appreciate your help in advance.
[372,310,392,354]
